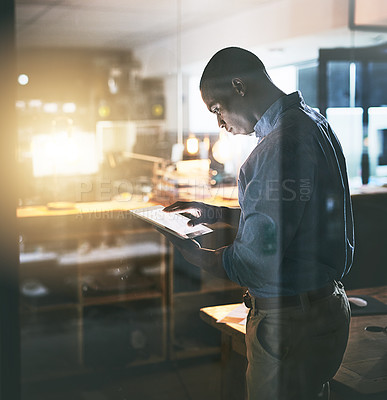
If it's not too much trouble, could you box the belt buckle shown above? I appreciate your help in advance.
[243,291,252,309]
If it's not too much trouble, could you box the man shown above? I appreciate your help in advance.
[161,47,354,399]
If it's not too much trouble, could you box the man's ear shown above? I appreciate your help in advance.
[232,78,246,97]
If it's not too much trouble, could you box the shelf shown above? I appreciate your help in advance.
[173,285,243,298]
[19,226,157,244]
[82,290,163,306]
[21,365,86,384]
[19,302,79,313]
[18,206,242,380]
[18,211,160,245]
[124,355,167,368]
[20,290,165,309]
[171,345,220,361]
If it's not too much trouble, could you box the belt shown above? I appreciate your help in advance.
[243,281,337,310]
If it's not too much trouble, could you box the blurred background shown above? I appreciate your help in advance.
[3,1,387,399]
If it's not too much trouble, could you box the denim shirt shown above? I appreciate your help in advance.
[222,91,354,297]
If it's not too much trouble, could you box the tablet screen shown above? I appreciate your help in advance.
[130,205,213,239]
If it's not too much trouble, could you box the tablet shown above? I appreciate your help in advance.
[130,205,213,239]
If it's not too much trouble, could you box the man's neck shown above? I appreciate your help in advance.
[252,85,286,121]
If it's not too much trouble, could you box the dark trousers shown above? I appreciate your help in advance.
[245,281,350,400]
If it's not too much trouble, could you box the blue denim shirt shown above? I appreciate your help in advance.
[222,91,354,297]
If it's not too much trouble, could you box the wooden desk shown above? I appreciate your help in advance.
[200,286,387,400]
[16,200,159,218]
[16,193,240,219]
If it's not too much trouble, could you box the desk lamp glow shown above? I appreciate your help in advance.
[212,129,233,165]
[186,134,199,155]
[31,118,98,177]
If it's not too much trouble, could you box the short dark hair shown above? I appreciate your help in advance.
[200,47,266,94]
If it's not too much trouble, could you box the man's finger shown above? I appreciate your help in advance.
[163,201,192,212]
[188,217,203,227]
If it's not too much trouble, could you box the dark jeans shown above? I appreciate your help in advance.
[245,281,350,400]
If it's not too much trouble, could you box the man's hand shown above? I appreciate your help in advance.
[163,201,220,226]
[157,228,202,261]
[156,227,229,280]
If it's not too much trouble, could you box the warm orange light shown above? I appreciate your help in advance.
[212,130,232,164]
[98,105,111,118]
[186,135,199,155]
[43,103,58,113]
[63,102,77,113]
[31,131,98,177]
[151,104,164,117]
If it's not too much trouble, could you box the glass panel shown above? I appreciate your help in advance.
[367,62,387,107]
[326,61,363,108]
[327,62,351,107]
[326,107,364,184]
[16,2,179,399]
[16,2,245,399]
[13,1,387,399]
[298,64,318,109]
[368,107,387,182]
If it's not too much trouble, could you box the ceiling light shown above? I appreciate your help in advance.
[28,99,42,108]
[63,102,77,113]
[18,74,29,85]
[43,103,58,113]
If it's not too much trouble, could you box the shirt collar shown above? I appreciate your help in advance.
[254,91,304,139]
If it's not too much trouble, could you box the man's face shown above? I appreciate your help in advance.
[201,85,256,135]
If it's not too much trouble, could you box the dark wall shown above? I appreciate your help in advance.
[342,193,387,289]
[0,0,20,399]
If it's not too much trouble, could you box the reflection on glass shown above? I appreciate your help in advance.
[368,107,387,180]
[326,107,363,183]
